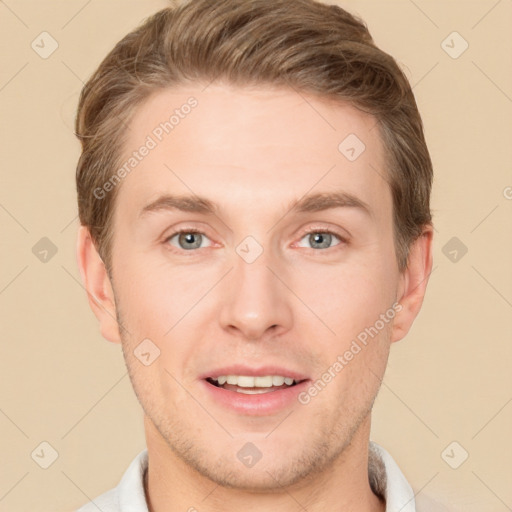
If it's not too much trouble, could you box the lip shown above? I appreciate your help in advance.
[201,378,310,416]
[198,365,310,381]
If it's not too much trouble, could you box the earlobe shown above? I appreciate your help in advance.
[391,226,434,343]
[76,225,122,344]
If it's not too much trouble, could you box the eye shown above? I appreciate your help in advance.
[296,230,344,250]
[166,230,212,251]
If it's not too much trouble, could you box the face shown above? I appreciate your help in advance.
[93,84,414,490]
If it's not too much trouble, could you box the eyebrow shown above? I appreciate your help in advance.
[139,191,372,219]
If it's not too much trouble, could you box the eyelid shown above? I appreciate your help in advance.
[162,222,213,241]
[293,225,350,246]
[300,225,349,240]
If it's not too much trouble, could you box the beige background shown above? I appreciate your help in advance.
[1,0,511,511]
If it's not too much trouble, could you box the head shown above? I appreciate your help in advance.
[76,0,433,495]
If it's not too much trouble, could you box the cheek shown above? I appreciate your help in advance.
[114,252,208,332]
[291,259,396,403]
[294,259,398,339]
[325,319,391,406]
[113,254,220,378]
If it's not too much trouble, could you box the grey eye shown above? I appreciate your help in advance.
[309,233,332,249]
[168,231,211,250]
[297,232,341,250]
[179,232,202,250]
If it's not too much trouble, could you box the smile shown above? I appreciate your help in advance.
[206,375,303,394]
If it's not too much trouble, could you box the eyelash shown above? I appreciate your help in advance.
[163,227,348,254]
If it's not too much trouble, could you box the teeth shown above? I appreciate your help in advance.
[236,388,273,394]
[211,375,298,388]
[272,376,285,386]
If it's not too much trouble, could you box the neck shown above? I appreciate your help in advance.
[143,414,385,512]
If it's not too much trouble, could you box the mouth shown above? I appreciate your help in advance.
[200,366,311,415]
[205,375,307,395]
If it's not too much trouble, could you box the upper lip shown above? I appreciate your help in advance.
[199,365,310,381]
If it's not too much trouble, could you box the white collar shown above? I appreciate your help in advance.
[368,441,416,511]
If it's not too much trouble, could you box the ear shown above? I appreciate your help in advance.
[76,225,121,344]
[391,225,434,343]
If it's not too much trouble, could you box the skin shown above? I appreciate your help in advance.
[77,83,433,512]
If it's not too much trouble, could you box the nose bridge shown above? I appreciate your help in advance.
[218,242,293,340]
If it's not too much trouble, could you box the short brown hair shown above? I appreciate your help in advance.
[75,0,433,272]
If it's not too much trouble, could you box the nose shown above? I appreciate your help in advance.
[218,249,293,341]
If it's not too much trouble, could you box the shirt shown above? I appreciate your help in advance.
[76,441,426,511]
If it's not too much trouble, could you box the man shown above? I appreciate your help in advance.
[74,0,436,510]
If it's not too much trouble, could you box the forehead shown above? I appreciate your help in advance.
[115,83,390,220]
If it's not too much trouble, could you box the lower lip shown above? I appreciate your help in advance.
[201,379,310,416]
